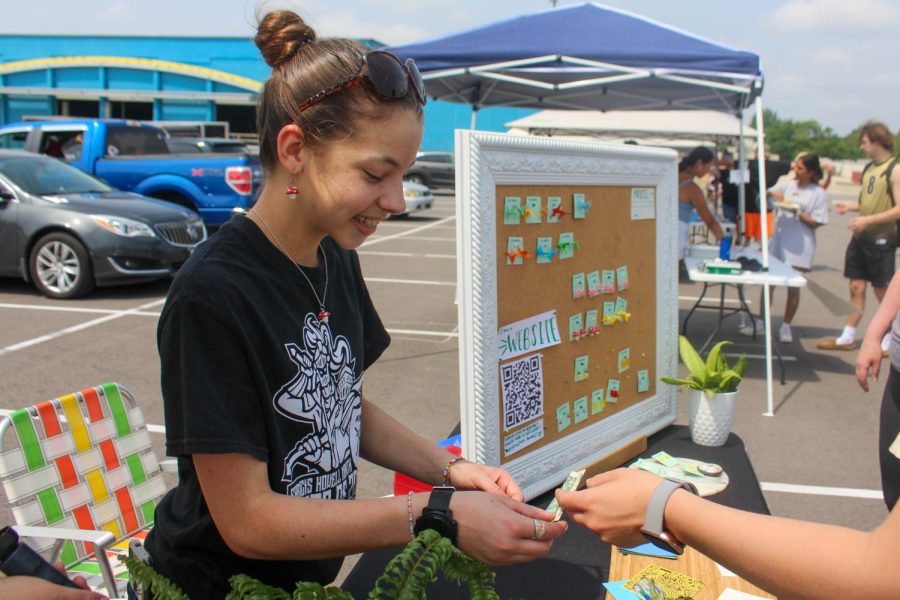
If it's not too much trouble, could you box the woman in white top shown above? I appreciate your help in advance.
[740,153,829,342]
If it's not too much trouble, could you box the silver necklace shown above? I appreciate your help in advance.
[250,209,331,323]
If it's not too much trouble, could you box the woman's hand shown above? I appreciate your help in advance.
[451,491,567,565]
[848,215,870,234]
[0,562,107,599]
[555,468,662,548]
[448,461,524,501]
[856,337,885,392]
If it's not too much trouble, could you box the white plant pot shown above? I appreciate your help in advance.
[687,389,738,447]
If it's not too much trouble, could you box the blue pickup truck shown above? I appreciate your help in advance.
[0,119,262,226]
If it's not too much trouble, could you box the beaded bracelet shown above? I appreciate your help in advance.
[441,455,466,486]
[406,491,415,540]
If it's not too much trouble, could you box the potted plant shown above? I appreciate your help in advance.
[661,336,747,446]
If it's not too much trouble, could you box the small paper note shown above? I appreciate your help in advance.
[558,232,576,260]
[503,420,544,456]
[617,348,631,373]
[497,309,561,361]
[601,270,616,294]
[525,196,542,224]
[573,192,592,219]
[615,296,628,314]
[637,369,650,393]
[602,301,616,325]
[506,237,525,265]
[572,272,586,299]
[607,379,620,403]
[652,451,680,467]
[500,353,545,430]
[631,188,655,220]
[568,313,583,341]
[574,355,589,382]
[535,237,557,264]
[556,403,571,432]
[616,265,630,290]
[546,196,564,222]
[573,395,589,423]
[504,197,522,225]
[585,309,599,333]
[591,388,605,414]
[587,270,601,297]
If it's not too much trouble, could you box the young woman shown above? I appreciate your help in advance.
[739,153,828,343]
[143,10,565,597]
[678,146,724,278]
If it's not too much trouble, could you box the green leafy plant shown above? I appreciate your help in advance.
[660,336,747,397]
[124,529,497,600]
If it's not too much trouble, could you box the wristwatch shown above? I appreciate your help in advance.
[640,478,698,555]
[414,486,458,544]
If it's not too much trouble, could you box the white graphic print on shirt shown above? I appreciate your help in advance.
[274,313,362,499]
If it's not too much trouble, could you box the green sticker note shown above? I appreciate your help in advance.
[569,313,584,341]
[616,265,630,290]
[615,296,628,314]
[506,236,525,265]
[504,197,522,225]
[574,355,589,382]
[585,309,599,332]
[536,237,556,264]
[525,196,542,224]
[574,396,589,423]
[591,388,605,414]
[602,301,616,325]
[587,270,601,298]
[572,272,586,300]
[617,348,631,373]
[573,193,592,219]
[637,369,650,393]
[607,378,621,403]
[547,196,563,223]
[556,403,571,432]
[558,232,576,260]
[601,270,616,294]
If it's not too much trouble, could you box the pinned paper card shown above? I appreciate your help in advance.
[556,402,571,432]
[558,232,576,260]
[617,348,631,373]
[601,270,616,294]
[607,378,620,403]
[630,187,656,220]
[637,369,651,393]
[573,395,589,423]
[573,192,592,219]
[500,353,545,431]
[504,197,522,225]
[574,355,589,382]
[497,309,561,361]
[587,270,601,298]
[506,237,526,265]
[535,237,557,264]
[615,296,628,315]
[525,196,542,224]
[572,272,586,300]
[503,420,544,456]
[547,196,565,222]
[602,301,616,325]
[585,309,599,334]
[616,265,630,290]
[591,388,605,414]
[568,313,583,341]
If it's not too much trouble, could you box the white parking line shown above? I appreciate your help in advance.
[358,251,455,259]
[369,235,456,243]
[365,277,456,286]
[0,299,166,357]
[361,215,456,247]
[760,481,883,500]
[0,302,162,317]
[386,327,459,338]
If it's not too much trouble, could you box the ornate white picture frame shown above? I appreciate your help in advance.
[455,130,680,500]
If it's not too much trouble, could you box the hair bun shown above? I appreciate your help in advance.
[255,10,318,69]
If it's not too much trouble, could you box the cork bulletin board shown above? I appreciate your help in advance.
[455,131,680,500]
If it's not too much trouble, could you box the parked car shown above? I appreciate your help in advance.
[404,151,455,189]
[0,150,206,299]
[165,137,259,155]
[396,180,435,217]
[0,119,263,227]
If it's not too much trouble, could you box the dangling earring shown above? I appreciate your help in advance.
[285,173,299,200]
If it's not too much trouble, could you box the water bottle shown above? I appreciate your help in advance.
[719,233,732,261]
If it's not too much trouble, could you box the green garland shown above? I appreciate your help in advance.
[124,530,497,600]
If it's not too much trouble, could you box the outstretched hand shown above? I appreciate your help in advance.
[448,461,524,501]
[856,337,885,392]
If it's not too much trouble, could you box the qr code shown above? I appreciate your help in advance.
[501,353,544,430]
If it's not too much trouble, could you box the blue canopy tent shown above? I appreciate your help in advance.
[388,3,783,415]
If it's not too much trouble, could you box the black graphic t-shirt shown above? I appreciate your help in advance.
[145,216,390,598]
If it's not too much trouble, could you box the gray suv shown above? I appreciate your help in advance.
[404,151,455,189]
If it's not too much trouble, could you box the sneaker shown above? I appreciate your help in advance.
[738,319,763,338]
[778,322,793,343]
[816,337,856,351]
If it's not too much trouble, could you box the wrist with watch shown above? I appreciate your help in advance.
[413,485,458,544]
[639,477,699,555]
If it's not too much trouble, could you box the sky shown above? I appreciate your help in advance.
[2,0,899,135]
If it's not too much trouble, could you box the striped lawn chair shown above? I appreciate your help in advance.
[0,383,170,598]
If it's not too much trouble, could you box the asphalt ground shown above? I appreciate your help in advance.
[0,182,889,585]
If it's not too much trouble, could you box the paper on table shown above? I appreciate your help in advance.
[602,579,640,600]
[716,562,737,577]
[618,541,678,559]
[717,587,770,600]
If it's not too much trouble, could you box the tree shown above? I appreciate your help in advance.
[752,109,864,160]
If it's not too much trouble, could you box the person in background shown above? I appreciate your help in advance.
[678,146,724,281]
[555,466,900,600]
[143,9,565,598]
[739,153,829,343]
[818,121,900,352]
[855,268,900,510]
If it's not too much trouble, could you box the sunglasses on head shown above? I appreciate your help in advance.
[298,50,426,113]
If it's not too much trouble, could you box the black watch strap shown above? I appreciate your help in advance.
[428,486,454,512]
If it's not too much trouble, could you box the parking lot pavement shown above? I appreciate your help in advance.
[0,187,890,567]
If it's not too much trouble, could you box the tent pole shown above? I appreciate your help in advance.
[754,99,774,417]
[470,107,478,129]
[737,111,745,243]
